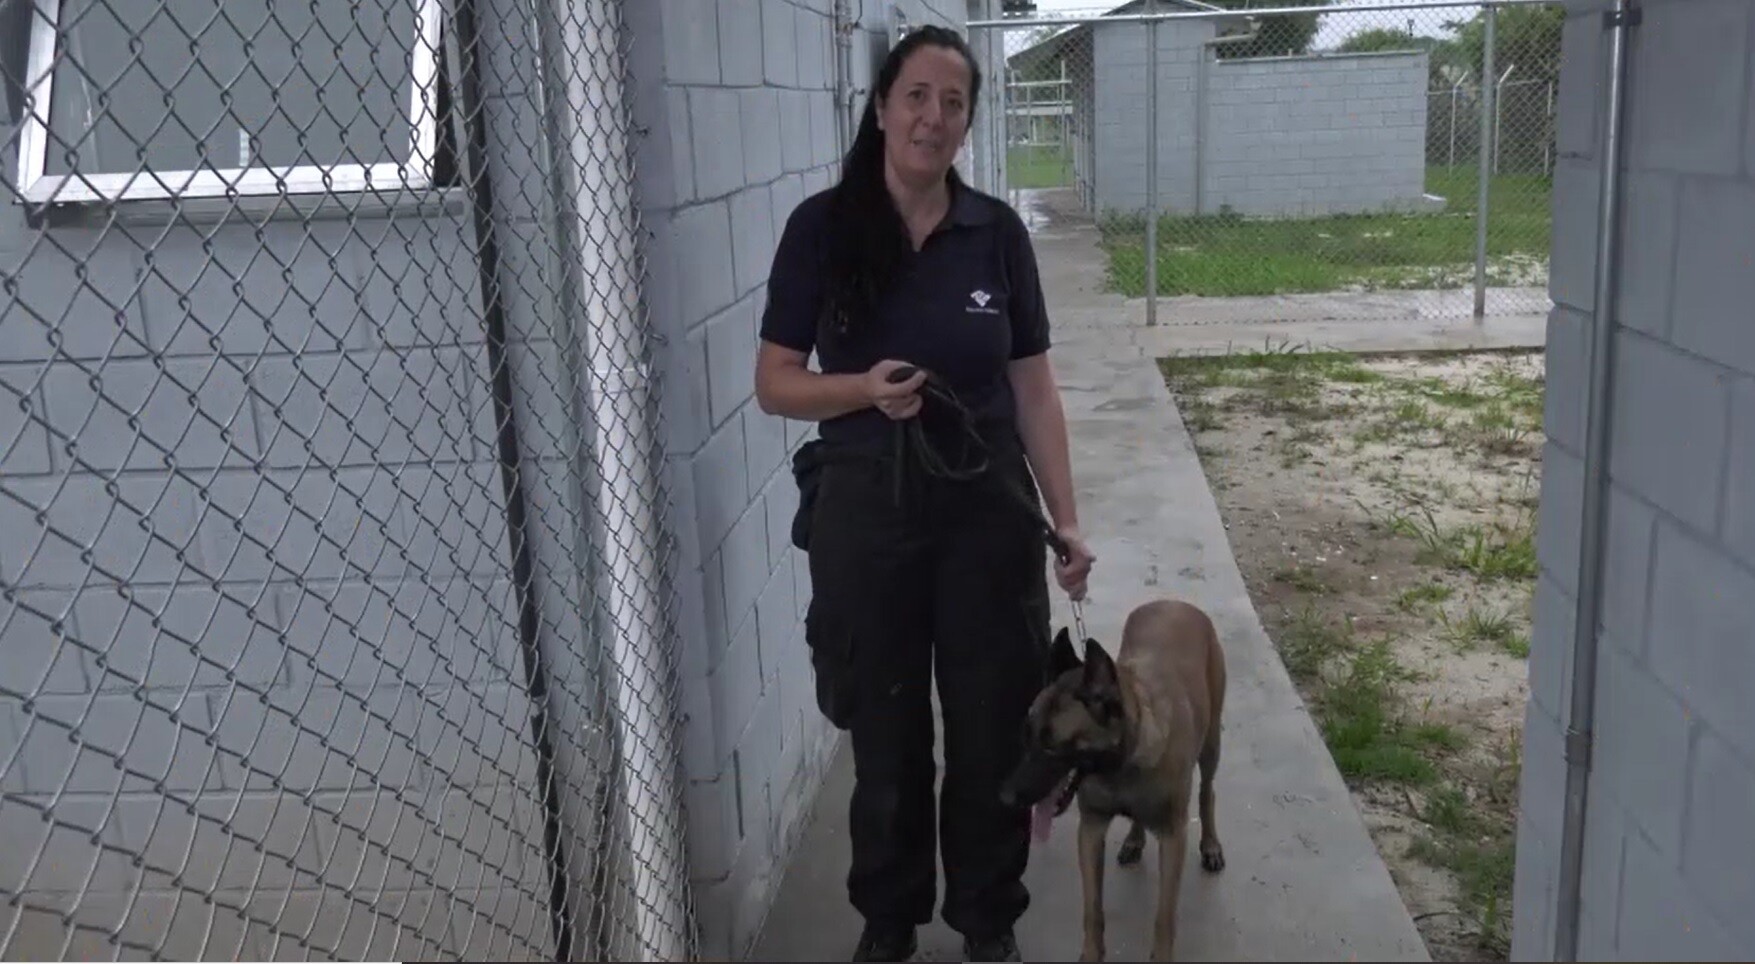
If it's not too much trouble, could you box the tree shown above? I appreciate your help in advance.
[1206,0,1332,59]
[1336,25,1466,88]
[1443,4,1563,85]
[1336,27,1423,53]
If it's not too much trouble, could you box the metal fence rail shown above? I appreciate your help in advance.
[0,0,693,959]
[970,0,1561,326]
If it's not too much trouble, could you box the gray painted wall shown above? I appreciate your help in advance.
[0,0,599,958]
[624,0,962,957]
[1086,20,1432,218]
[1094,18,1209,217]
[1511,0,1755,959]
[1205,52,1431,218]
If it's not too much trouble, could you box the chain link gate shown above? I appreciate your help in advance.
[967,0,1562,327]
[0,0,695,959]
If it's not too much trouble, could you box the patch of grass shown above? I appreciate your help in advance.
[1408,780,1519,957]
[1383,504,1537,582]
[1006,146,1072,189]
[1098,167,1553,298]
[1397,375,1495,410]
[1319,641,1461,786]
[1276,604,1352,683]
[1361,398,1448,442]
[1269,575,1473,790]
[1181,394,1221,433]
[1396,581,1454,613]
[1160,345,1372,427]
[1273,564,1333,595]
[1443,605,1517,652]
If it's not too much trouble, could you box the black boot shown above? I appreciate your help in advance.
[852,922,918,962]
[963,928,1021,962]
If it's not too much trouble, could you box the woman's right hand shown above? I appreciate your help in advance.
[865,359,927,420]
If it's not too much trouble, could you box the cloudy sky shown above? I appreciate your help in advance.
[1019,0,1465,49]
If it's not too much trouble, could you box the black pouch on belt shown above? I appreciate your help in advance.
[788,438,827,552]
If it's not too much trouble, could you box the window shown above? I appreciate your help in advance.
[12,0,448,204]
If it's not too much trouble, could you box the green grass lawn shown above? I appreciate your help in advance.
[1007,145,1073,189]
[1094,166,1553,298]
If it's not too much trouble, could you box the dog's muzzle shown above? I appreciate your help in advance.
[1000,750,1084,813]
[1049,768,1085,816]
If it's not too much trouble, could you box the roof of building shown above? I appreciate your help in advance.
[1004,0,1236,73]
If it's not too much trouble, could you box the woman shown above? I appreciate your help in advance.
[754,24,1095,963]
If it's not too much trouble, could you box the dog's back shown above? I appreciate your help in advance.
[1116,598,1226,767]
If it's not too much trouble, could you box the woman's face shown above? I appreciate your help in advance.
[877,44,973,186]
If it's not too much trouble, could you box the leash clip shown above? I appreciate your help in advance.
[1070,597,1089,642]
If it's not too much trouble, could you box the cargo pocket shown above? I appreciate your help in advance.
[803,595,860,731]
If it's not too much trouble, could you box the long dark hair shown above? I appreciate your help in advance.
[821,25,983,344]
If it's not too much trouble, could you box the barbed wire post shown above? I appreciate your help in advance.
[1145,0,1160,327]
[1474,0,1498,320]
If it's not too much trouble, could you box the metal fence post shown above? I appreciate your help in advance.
[1145,0,1159,326]
[1473,1,1498,320]
[534,0,696,957]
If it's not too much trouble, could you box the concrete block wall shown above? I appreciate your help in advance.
[623,0,961,957]
[1511,0,1755,959]
[1093,18,1211,217]
[1206,51,1432,217]
[1083,24,1431,219]
[0,0,584,958]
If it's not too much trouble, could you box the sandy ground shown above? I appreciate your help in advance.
[1160,347,1544,962]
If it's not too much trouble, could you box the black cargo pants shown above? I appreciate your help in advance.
[801,429,1052,941]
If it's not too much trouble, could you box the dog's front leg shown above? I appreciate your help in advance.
[1077,809,1110,962]
[1150,820,1188,962]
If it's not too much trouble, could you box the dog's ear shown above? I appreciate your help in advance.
[1049,626,1082,677]
[1081,638,1119,694]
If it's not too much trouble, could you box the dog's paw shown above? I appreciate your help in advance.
[1199,840,1225,873]
[1116,836,1144,866]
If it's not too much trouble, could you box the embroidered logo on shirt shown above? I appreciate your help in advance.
[966,289,1000,315]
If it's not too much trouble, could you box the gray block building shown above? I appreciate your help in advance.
[1512,0,1755,959]
[1006,0,1436,219]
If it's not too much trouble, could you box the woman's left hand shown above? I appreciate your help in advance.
[1053,526,1096,601]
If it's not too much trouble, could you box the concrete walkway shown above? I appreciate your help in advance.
[749,189,1547,962]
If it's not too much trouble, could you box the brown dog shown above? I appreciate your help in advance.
[999,598,1227,962]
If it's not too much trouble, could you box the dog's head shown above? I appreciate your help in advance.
[998,626,1128,814]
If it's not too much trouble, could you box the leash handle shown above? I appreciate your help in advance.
[885,362,1085,632]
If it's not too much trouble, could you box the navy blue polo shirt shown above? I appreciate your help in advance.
[759,180,1052,445]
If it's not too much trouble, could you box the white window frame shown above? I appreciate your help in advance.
[12,0,444,205]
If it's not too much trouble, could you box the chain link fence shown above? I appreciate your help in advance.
[0,0,694,959]
[973,0,1561,325]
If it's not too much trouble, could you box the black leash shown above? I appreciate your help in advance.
[885,364,1075,568]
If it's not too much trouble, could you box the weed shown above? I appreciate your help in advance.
[1382,504,1537,582]
[1276,604,1352,682]
[1273,564,1333,595]
[1319,641,1460,786]
[1443,605,1517,652]
[1409,830,1516,957]
[1182,395,1221,433]
[1396,581,1454,612]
